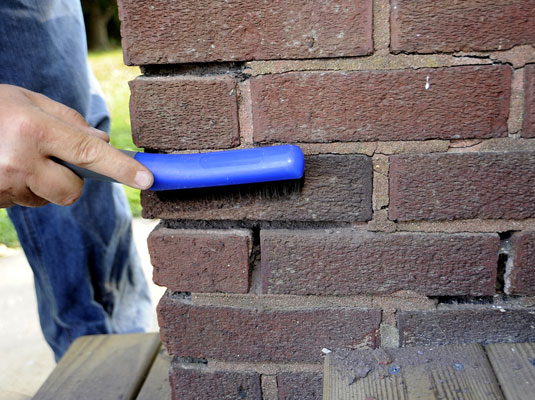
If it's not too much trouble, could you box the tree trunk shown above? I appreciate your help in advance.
[84,1,113,50]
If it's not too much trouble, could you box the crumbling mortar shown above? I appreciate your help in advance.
[162,219,353,231]
[498,231,516,294]
[248,225,263,295]
[141,61,247,78]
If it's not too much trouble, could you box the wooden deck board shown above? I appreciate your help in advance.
[33,333,161,400]
[136,346,172,400]
[485,342,535,400]
[38,334,535,399]
[323,344,504,400]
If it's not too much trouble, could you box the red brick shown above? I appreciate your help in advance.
[148,227,252,294]
[169,363,261,400]
[510,232,535,295]
[118,0,372,64]
[399,307,535,346]
[524,65,535,137]
[251,66,511,143]
[391,0,535,53]
[157,294,381,363]
[261,230,498,296]
[277,372,323,400]
[390,152,535,221]
[141,154,372,222]
[129,76,239,150]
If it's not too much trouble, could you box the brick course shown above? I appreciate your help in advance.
[399,308,535,346]
[390,152,535,221]
[261,230,498,296]
[510,232,535,295]
[158,294,381,363]
[129,76,239,150]
[141,155,373,222]
[148,227,252,294]
[391,0,535,53]
[118,0,373,65]
[251,66,511,143]
[169,365,262,400]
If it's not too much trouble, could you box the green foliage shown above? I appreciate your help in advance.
[88,48,143,216]
[0,209,18,248]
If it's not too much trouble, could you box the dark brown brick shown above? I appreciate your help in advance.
[524,65,535,138]
[391,0,535,53]
[251,66,510,143]
[148,227,252,294]
[129,76,239,150]
[141,154,372,222]
[157,294,381,363]
[169,363,261,400]
[118,0,372,64]
[390,152,535,221]
[510,232,535,295]
[399,307,535,346]
[261,230,499,296]
[277,372,323,400]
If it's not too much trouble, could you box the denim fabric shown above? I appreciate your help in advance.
[1,0,153,360]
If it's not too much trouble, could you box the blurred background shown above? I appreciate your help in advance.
[0,2,164,398]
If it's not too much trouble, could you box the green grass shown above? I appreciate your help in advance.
[0,209,19,248]
[88,48,143,218]
[0,48,141,248]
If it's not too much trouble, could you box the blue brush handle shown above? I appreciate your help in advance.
[136,145,304,191]
[58,145,305,191]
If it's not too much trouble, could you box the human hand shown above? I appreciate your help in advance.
[0,84,153,208]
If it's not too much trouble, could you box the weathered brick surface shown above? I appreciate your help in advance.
[391,0,535,53]
[129,76,239,150]
[261,230,499,296]
[158,294,381,363]
[251,66,511,143]
[510,232,535,295]
[118,0,372,64]
[148,227,252,294]
[277,372,323,400]
[399,308,535,346]
[169,364,262,400]
[524,65,535,137]
[141,155,372,222]
[390,152,535,221]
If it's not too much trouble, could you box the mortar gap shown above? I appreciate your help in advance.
[140,61,247,78]
[162,219,352,231]
[497,231,516,294]
[428,295,496,305]
[248,225,262,295]
[173,355,208,366]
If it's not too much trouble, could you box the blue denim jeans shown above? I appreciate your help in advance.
[1,0,153,360]
[7,182,153,360]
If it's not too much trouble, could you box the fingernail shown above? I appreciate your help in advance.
[134,171,153,189]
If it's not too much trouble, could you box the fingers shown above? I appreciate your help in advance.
[27,159,84,206]
[40,117,153,190]
[23,88,110,142]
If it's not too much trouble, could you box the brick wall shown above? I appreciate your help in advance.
[117,0,535,398]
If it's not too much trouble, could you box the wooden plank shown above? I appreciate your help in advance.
[33,333,161,400]
[485,342,535,400]
[136,346,172,400]
[323,344,504,400]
